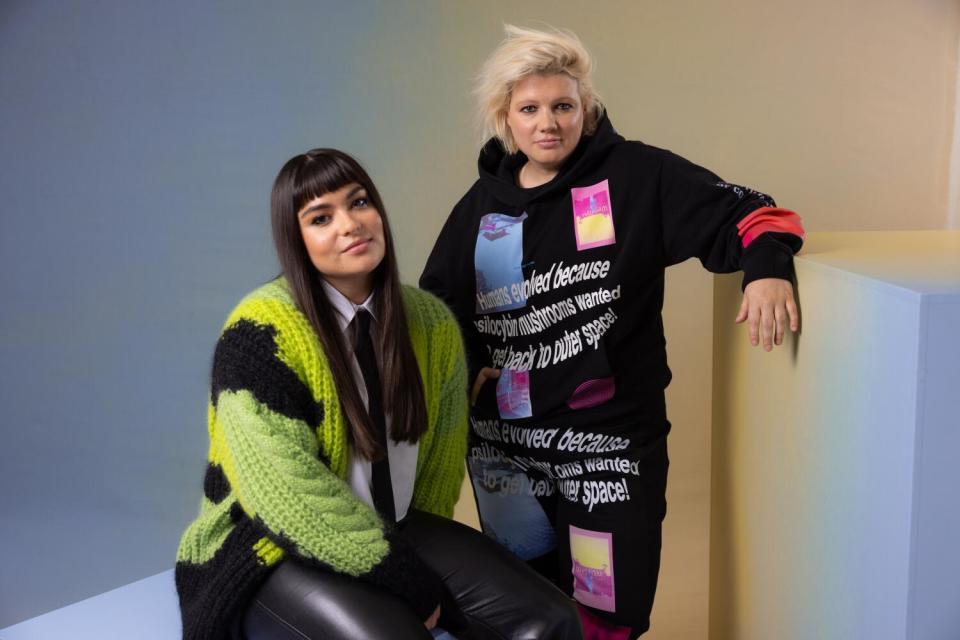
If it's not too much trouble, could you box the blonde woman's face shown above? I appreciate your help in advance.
[506,73,585,174]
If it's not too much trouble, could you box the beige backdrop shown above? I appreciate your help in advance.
[360,2,959,638]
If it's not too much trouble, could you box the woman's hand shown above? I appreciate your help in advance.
[735,278,799,351]
[471,367,501,405]
[425,604,441,630]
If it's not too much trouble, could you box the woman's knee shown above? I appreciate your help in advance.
[242,561,432,640]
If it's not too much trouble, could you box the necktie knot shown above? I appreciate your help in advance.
[355,307,372,334]
[354,308,373,351]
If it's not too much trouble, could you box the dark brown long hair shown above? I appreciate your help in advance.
[271,148,427,460]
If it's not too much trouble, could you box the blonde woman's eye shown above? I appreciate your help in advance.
[556,103,573,111]
[519,105,537,113]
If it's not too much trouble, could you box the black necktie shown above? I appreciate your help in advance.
[353,308,396,523]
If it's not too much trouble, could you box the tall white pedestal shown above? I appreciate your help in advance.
[710,231,960,640]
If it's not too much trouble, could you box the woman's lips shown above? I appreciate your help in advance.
[343,239,371,254]
[535,138,561,149]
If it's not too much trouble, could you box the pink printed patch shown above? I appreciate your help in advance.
[577,604,633,640]
[571,180,616,251]
[570,525,616,612]
[567,377,616,410]
[496,368,532,419]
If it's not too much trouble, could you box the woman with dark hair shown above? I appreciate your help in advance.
[420,26,805,638]
[175,148,581,640]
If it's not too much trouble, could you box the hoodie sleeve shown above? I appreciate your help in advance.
[420,197,489,384]
[657,150,804,288]
[420,207,462,313]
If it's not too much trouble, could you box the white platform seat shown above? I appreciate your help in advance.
[0,570,179,640]
[709,231,960,640]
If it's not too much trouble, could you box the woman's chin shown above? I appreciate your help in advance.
[526,150,571,173]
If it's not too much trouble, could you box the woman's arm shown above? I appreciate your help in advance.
[420,193,490,386]
[657,150,804,282]
[210,302,443,621]
[412,345,468,518]
[657,150,805,349]
[409,298,470,518]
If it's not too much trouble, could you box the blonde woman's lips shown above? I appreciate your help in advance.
[535,138,561,148]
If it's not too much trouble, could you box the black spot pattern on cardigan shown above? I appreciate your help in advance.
[211,319,324,428]
[203,463,229,504]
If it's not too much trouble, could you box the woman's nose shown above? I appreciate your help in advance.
[339,211,362,234]
[538,112,558,131]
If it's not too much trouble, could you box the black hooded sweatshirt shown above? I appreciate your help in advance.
[420,114,802,446]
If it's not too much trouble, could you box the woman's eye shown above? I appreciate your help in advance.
[310,215,331,226]
[519,105,536,113]
[556,103,573,111]
[352,197,369,208]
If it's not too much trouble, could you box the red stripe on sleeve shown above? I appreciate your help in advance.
[736,207,805,248]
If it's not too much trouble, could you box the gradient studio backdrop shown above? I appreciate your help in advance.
[0,1,956,637]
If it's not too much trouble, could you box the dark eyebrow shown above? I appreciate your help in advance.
[298,186,367,219]
[299,202,331,218]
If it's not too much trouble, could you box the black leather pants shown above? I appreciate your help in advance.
[241,510,583,640]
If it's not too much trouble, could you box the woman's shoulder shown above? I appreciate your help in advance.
[609,136,670,163]
[221,277,303,331]
[446,179,487,216]
[213,278,321,380]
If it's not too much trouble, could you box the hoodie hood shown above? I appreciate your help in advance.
[477,113,625,208]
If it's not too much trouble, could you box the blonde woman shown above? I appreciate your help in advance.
[421,25,804,638]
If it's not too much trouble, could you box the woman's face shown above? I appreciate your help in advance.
[506,73,585,174]
[297,182,385,300]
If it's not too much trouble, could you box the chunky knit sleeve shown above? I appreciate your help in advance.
[404,287,469,518]
[413,324,468,518]
[207,294,443,621]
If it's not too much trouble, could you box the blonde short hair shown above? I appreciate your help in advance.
[475,24,605,154]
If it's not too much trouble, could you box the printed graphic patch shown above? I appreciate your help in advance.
[570,525,616,612]
[496,368,532,419]
[571,180,616,251]
[566,377,616,410]
[576,604,633,640]
[475,212,528,313]
[468,443,556,560]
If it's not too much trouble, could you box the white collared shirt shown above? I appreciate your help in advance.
[320,279,418,520]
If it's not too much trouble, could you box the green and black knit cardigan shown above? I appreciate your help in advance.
[175,279,468,640]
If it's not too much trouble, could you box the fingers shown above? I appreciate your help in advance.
[424,605,441,630]
[747,303,775,351]
[741,279,799,350]
[470,375,484,406]
[735,296,749,324]
[748,304,760,347]
[760,303,774,351]
[774,303,785,346]
[786,296,799,332]
[470,368,501,406]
